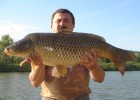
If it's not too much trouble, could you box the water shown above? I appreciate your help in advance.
[0,72,41,100]
[90,71,140,100]
[0,71,140,100]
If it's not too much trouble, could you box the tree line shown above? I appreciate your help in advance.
[0,34,140,72]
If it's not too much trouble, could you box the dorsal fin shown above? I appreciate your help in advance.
[73,32,106,42]
[86,33,106,42]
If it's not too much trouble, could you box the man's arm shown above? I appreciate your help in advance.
[89,62,105,83]
[81,50,105,83]
[28,54,45,87]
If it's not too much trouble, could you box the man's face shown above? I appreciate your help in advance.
[51,13,74,34]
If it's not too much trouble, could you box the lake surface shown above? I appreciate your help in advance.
[0,71,140,100]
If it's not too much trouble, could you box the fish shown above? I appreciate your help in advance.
[4,32,136,76]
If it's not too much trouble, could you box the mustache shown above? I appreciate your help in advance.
[59,26,68,30]
[58,26,68,32]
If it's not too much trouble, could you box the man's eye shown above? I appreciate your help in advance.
[55,20,61,23]
[65,19,69,22]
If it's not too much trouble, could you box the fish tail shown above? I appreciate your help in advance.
[112,49,136,76]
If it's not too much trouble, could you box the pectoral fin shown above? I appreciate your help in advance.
[57,65,67,76]
[19,59,26,67]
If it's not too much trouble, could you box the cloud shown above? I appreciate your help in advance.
[0,21,35,41]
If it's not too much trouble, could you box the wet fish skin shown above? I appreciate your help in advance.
[4,32,136,76]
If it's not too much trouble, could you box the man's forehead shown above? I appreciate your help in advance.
[53,13,72,20]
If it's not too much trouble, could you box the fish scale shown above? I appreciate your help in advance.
[4,32,136,76]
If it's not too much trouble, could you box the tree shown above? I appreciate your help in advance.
[0,35,14,63]
[0,34,31,72]
[0,34,13,46]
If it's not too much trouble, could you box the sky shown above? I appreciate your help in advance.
[0,0,140,51]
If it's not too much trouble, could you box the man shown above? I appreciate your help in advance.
[29,8,105,100]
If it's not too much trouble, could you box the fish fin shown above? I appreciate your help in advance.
[77,33,106,42]
[112,49,136,76]
[122,50,136,61]
[57,66,67,77]
[52,65,67,77]
[118,65,125,76]
[113,58,125,76]
[90,34,106,42]
[19,59,26,67]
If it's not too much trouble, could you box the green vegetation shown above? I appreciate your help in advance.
[100,51,140,71]
[0,34,140,72]
[0,35,31,72]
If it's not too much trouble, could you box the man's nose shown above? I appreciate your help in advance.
[60,21,65,26]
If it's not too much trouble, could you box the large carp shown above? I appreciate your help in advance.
[4,32,136,76]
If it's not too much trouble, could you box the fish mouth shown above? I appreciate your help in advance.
[4,49,30,67]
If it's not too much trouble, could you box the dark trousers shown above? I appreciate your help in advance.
[42,95,90,100]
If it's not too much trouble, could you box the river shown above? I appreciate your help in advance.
[0,71,140,100]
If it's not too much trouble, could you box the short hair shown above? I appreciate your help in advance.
[51,8,75,26]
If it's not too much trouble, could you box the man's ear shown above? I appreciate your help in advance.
[51,24,53,29]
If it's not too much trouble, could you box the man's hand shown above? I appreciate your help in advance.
[81,49,105,83]
[28,53,45,87]
[31,54,44,66]
[25,53,44,67]
[81,49,98,70]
